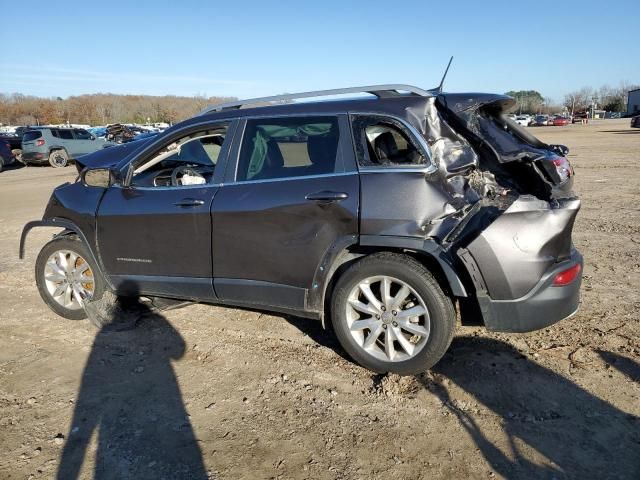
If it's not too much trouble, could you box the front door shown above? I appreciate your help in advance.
[212,115,359,310]
[96,122,232,299]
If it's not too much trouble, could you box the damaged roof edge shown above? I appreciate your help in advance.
[198,84,434,115]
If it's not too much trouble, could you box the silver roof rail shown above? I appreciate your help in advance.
[198,84,432,115]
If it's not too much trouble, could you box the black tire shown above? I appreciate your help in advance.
[331,252,455,375]
[0,157,3,173]
[49,149,68,168]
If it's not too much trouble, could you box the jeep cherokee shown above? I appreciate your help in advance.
[20,85,582,375]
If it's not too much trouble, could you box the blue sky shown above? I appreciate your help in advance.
[1,0,638,102]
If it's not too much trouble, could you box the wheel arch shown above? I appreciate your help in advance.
[20,218,113,290]
[313,236,468,328]
[48,145,68,154]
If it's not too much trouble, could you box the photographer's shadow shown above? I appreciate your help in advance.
[426,336,640,479]
[57,296,207,479]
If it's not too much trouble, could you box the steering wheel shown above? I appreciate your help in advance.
[171,165,205,186]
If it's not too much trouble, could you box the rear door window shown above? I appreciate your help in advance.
[236,116,341,181]
[57,130,74,140]
[22,131,42,142]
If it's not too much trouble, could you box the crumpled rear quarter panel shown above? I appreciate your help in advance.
[461,196,580,300]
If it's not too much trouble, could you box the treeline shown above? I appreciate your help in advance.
[506,82,639,115]
[0,93,237,126]
[563,83,639,114]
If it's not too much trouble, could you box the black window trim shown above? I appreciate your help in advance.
[348,112,437,174]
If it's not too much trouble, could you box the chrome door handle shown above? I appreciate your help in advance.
[174,198,205,207]
[305,191,349,202]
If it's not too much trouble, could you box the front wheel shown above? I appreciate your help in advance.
[35,236,105,320]
[331,253,455,375]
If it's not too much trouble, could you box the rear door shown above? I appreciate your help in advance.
[56,129,78,156]
[72,129,95,155]
[211,114,359,311]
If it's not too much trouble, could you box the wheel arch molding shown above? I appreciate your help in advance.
[312,234,468,327]
[19,218,112,289]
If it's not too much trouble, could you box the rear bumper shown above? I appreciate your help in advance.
[477,250,583,333]
[22,151,48,164]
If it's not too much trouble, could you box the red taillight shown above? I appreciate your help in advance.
[551,156,573,180]
[552,263,581,286]
[36,139,45,146]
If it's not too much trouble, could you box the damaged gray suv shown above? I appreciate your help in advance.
[21,84,582,375]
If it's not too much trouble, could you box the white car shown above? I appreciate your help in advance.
[514,115,531,127]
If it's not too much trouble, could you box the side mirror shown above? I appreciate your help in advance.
[81,168,116,188]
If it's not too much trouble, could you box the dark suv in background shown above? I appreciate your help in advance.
[21,127,109,167]
[21,84,582,375]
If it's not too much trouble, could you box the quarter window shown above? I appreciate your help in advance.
[236,116,340,181]
[352,116,426,167]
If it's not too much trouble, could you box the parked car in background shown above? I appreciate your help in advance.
[534,115,549,126]
[0,132,23,162]
[21,84,582,375]
[0,138,16,172]
[572,112,588,124]
[553,116,570,126]
[514,115,531,127]
[21,127,110,167]
[631,114,640,128]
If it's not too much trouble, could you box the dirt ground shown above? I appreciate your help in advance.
[0,119,638,480]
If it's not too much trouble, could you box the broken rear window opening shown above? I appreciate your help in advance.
[352,115,428,167]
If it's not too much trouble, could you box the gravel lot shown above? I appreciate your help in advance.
[0,119,638,479]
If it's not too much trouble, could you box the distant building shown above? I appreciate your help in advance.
[628,89,640,115]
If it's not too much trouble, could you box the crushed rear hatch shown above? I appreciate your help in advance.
[418,93,580,303]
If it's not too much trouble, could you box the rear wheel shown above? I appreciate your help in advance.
[49,149,68,168]
[331,253,455,375]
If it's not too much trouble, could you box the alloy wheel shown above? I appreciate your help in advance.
[345,275,431,362]
[43,250,95,310]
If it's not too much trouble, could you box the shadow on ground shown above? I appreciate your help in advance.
[57,299,208,479]
[422,336,640,479]
[597,349,640,383]
[601,129,640,134]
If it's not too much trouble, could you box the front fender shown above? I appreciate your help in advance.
[19,218,112,290]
